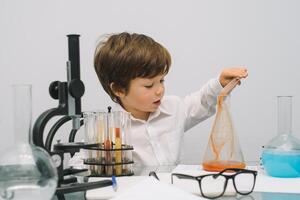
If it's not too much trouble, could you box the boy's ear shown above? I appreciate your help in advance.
[110,82,125,98]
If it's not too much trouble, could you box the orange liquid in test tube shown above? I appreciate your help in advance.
[115,128,122,175]
[104,138,113,175]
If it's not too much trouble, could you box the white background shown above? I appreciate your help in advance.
[1,0,300,164]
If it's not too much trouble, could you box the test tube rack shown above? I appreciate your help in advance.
[83,144,134,177]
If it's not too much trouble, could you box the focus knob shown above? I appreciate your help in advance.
[49,81,60,100]
[68,79,85,98]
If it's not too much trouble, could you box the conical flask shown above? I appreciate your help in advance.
[0,85,58,200]
[202,94,245,172]
[261,96,300,177]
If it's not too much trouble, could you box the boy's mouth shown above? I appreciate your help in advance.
[153,100,161,105]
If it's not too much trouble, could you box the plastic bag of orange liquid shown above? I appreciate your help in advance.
[202,78,245,172]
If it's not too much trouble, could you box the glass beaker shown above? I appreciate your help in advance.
[0,85,58,200]
[202,95,245,172]
[261,96,300,177]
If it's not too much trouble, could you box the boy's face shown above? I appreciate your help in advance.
[117,74,165,121]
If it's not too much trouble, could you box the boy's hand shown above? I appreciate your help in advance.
[219,67,248,87]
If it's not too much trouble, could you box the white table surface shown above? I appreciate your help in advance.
[85,164,300,200]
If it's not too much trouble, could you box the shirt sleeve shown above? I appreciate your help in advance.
[183,78,223,132]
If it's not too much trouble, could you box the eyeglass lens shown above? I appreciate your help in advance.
[200,175,226,198]
[200,172,255,198]
[234,173,255,194]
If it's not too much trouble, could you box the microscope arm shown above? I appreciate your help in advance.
[32,107,66,149]
[46,116,84,156]
[45,116,72,151]
[33,81,68,149]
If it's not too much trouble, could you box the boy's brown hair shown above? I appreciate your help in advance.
[94,32,171,104]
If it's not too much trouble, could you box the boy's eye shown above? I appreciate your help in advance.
[160,79,165,83]
[144,84,153,88]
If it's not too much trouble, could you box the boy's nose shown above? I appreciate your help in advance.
[155,86,164,96]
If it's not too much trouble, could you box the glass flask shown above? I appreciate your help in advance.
[261,96,300,178]
[0,85,58,200]
[202,95,245,172]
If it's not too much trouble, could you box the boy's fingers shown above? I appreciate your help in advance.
[224,68,248,79]
[240,69,248,77]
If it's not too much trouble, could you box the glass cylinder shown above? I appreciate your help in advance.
[261,96,300,177]
[0,85,58,200]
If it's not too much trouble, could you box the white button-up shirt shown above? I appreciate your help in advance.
[116,78,223,166]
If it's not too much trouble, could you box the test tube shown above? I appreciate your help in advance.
[110,111,123,175]
[122,111,132,174]
[104,107,113,176]
[95,111,106,175]
[83,111,96,174]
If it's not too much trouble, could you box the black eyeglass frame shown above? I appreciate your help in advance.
[171,168,257,199]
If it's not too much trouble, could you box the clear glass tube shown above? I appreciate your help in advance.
[277,96,292,136]
[83,112,96,144]
[13,84,32,144]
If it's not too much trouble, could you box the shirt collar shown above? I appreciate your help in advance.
[159,104,172,116]
[113,103,172,122]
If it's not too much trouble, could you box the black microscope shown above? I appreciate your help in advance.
[32,35,112,200]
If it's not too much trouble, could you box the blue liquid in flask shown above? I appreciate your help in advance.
[262,150,300,178]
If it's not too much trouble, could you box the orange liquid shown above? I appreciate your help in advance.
[203,160,246,172]
[115,128,122,175]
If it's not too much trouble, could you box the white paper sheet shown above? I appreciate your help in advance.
[109,176,205,200]
[86,176,148,200]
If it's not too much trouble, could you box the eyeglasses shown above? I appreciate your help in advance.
[171,168,257,199]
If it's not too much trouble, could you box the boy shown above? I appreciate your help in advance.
[94,32,248,166]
